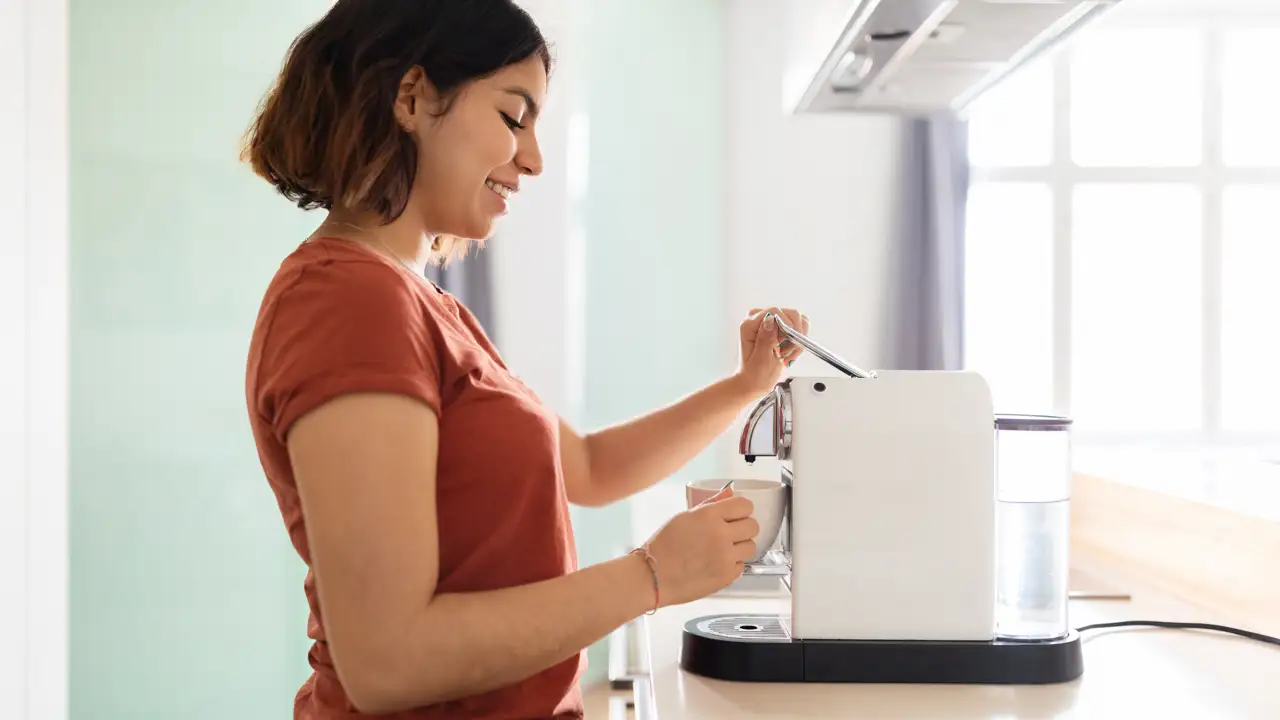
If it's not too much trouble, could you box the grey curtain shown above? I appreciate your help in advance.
[891,113,970,371]
[424,246,498,345]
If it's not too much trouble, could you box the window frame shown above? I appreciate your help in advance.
[966,4,1280,453]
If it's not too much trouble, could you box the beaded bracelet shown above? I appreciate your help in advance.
[630,545,660,615]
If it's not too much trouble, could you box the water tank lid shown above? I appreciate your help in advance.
[995,414,1073,431]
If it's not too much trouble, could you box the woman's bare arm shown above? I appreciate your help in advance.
[286,392,655,714]
[560,374,757,507]
[561,307,805,508]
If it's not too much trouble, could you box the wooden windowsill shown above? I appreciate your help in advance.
[1071,466,1280,638]
[1074,444,1280,522]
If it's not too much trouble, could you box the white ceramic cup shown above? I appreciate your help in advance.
[685,478,788,564]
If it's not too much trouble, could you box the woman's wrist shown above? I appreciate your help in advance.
[612,550,661,618]
[629,546,662,614]
[726,371,771,405]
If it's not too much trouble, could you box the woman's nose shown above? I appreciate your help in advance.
[517,135,543,177]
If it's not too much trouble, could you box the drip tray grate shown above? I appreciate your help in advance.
[695,614,791,642]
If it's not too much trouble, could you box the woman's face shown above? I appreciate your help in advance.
[397,55,547,241]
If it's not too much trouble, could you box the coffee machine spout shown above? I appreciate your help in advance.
[739,384,789,463]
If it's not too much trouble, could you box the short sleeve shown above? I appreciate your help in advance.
[254,259,444,444]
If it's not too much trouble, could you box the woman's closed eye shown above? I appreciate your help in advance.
[500,112,526,131]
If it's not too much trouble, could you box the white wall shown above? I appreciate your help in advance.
[493,0,585,424]
[716,0,910,478]
[0,0,69,718]
[0,0,29,706]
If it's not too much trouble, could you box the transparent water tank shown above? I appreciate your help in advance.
[994,414,1073,641]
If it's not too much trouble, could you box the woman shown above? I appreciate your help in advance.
[242,1,809,718]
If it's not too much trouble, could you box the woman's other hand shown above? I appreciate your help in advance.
[735,307,808,398]
[643,486,760,606]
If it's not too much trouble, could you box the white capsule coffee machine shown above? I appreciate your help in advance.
[680,317,1082,684]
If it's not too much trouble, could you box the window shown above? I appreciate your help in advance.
[963,4,1280,450]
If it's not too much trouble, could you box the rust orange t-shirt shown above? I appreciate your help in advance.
[245,236,584,719]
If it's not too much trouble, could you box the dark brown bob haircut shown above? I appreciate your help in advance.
[241,0,551,227]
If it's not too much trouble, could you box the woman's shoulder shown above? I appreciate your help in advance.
[247,237,458,388]
[246,238,450,440]
[264,237,452,321]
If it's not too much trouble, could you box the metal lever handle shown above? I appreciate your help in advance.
[771,314,877,379]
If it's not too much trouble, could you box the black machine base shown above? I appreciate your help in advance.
[681,614,1083,684]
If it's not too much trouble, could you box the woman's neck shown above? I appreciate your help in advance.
[318,207,437,273]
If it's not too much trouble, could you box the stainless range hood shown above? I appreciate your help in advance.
[783,0,1124,115]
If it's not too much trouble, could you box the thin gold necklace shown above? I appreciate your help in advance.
[316,220,429,275]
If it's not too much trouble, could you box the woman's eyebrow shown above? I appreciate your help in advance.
[502,87,540,119]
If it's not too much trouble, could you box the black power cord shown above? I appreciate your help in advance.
[1077,620,1280,647]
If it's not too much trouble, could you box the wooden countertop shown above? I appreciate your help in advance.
[635,554,1280,719]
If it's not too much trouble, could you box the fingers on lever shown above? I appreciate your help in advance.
[781,308,803,330]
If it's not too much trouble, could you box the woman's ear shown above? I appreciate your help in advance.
[393,66,439,131]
